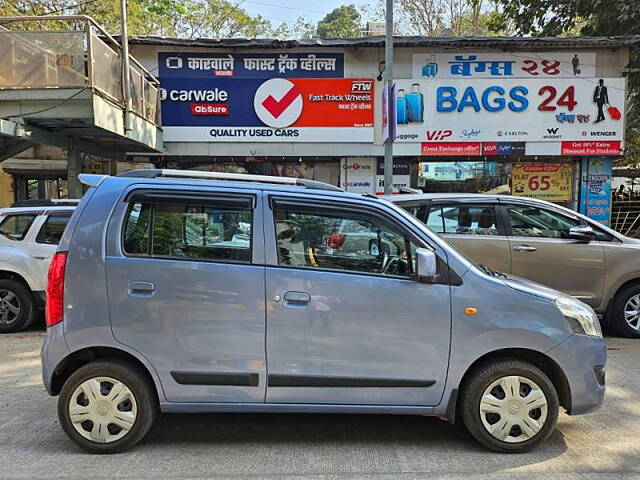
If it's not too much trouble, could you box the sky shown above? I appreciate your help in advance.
[240,0,373,27]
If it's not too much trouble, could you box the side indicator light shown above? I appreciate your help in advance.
[464,307,478,316]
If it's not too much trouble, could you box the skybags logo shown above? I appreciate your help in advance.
[543,127,562,139]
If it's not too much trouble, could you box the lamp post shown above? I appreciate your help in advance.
[383,0,394,194]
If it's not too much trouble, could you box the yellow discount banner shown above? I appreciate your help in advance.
[512,163,573,202]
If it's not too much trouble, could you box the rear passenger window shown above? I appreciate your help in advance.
[123,200,252,263]
[0,214,37,241]
[36,214,71,244]
[426,205,499,235]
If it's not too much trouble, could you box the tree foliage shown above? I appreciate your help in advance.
[316,4,361,39]
[490,0,640,163]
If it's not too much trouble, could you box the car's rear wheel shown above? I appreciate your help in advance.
[460,359,559,453]
[58,360,157,453]
[0,279,35,333]
[612,284,640,338]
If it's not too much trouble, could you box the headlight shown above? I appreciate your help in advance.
[555,297,602,338]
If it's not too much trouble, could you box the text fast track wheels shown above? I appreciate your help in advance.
[461,359,559,453]
[58,360,157,453]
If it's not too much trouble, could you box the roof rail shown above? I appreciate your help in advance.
[11,199,81,207]
[117,169,344,192]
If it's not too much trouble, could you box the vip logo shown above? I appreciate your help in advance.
[351,81,372,92]
[425,130,453,141]
[547,128,559,135]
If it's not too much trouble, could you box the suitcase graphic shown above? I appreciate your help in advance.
[608,106,622,120]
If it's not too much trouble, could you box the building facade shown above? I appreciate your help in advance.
[4,35,636,226]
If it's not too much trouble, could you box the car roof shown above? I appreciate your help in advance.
[383,192,563,207]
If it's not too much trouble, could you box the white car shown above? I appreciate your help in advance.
[0,200,78,332]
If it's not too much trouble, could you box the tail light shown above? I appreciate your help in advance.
[325,233,346,250]
[46,252,67,328]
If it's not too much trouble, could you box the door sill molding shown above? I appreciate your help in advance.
[160,402,434,415]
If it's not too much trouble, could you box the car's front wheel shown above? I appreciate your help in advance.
[611,284,640,338]
[58,360,157,453]
[0,279,35,333]
[460,359,559,453]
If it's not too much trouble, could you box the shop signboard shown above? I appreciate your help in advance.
[512,163,573,202]
[376,158,411,194]
[412,52,596,79]
[340,157,376,194]
[580,158,612,226]
[159,52,344,78]
[561,141,621,155]
[393,77,625,144]
[160,78,374,142]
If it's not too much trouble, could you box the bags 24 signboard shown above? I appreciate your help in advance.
[412,52,596,79]
[160,78,374,142]
[393,77,625,144]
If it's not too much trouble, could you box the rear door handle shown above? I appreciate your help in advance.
[283,291,311,304]
[33,255,48,260]
[512,245,537,252]
[128,281,155,294]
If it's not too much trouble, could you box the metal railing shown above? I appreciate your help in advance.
[0,15,160,125]
[611,199,640,238]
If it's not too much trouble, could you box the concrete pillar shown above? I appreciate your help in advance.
[67,145,83,199]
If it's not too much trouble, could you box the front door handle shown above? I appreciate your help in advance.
[283,291,311,304]
[33,255,48,260]
[128,281,155,294]
[512,245,537,252]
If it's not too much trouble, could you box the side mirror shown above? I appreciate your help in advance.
[415,247,438,283]
[569,225,596,242]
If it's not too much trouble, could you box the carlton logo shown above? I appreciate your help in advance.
[425,130,453,141]
[254,78,303,128]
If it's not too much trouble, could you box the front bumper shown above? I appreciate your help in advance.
[546,333,607,415]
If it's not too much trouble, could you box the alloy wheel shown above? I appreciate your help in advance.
[0,289,21,325]
[479,375,548,443]
[68,377,138,443]
[624,294,640,331]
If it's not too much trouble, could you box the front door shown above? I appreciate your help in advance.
[264,196,451,406]
[106,188,267,403]
[503,202,605,307]
[425,202,511,274]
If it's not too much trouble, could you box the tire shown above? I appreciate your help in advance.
[611,284,640,338]
[58,359,158,453]
[0,279,35,333]
[460,359,559,453]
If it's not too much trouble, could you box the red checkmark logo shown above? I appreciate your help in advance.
[261,85,301,119]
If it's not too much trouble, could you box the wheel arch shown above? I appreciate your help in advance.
[457,348,572,414]
[50,346,163,402]
[0,269,36,292]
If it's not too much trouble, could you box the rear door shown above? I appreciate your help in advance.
[105,187,267,403]
[263,195,451,406]
[425,200,511,273]
[29,210,74,285]
[502,200,605,307]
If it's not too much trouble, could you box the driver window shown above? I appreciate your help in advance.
[274,207,416,277]
[507,205,580,239]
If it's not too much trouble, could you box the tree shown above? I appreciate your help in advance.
[489,0,640,164]
[391,0,494,36]
[0,0,273,38]
[316,4,361,39]
[272,16,315,40]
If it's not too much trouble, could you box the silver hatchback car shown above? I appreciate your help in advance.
[386,193,640,338]
[42,170,605,454]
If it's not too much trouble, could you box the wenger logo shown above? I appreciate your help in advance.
[547,128,559,134]
[425,130,453,141]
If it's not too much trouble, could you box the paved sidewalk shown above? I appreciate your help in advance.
[1,330,638,479]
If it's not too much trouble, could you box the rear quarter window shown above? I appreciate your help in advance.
[0,214,37,241]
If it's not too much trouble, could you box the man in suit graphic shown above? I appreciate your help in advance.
[593,79,608,123]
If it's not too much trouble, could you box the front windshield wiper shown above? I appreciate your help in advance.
[478,264,507,279]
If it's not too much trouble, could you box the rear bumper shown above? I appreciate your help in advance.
[546,333,607,415]
[41,322,69,395]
